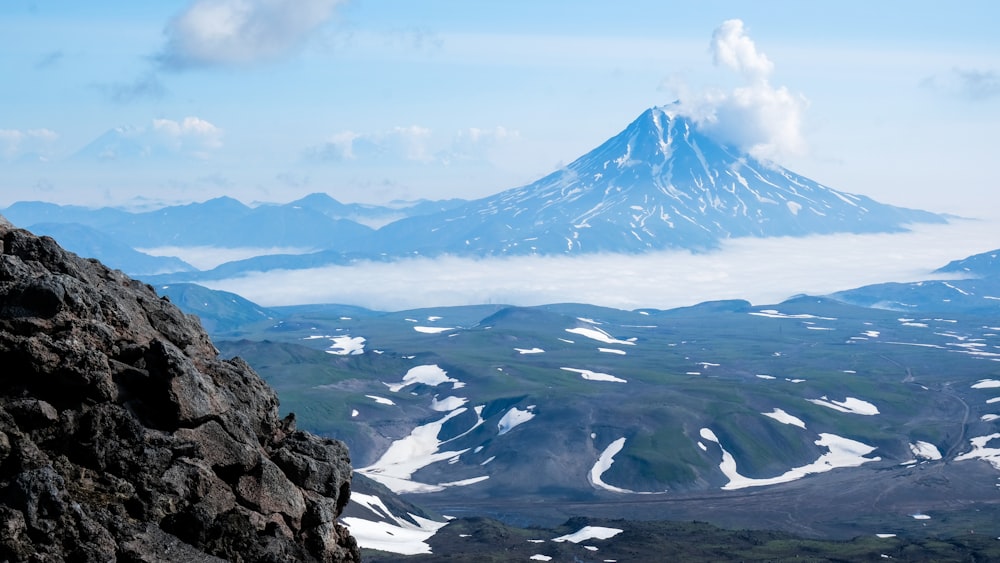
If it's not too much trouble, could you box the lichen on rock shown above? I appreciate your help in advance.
[0,217,361,562]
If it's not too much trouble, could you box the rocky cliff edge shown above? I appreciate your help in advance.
[0,215,361,562]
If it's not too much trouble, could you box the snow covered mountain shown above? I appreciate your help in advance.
[374,106,945,256]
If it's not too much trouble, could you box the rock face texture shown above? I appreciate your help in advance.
[0,216,361,562]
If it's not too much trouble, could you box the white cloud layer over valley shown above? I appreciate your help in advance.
[200,219,999,311]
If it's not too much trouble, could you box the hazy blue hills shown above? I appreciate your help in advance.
[24,222,196,275]
[935,247,1000,277]
[156,282,275,333]
[829,246,1000,314]
[1,195,467,251]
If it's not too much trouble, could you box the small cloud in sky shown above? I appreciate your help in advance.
[384,27,444,51]
[443,126,520,164]
[74,117,223,161]
[304,126,433,163]
[33,49,64,69]
[97,72,167,104]
[276,172,310,188]
[0,128,58,161]
[305,125,519,167]
[153,116,224,154]
[922,67,1000,101]
[158,0,345,69]
[669,19,808,162]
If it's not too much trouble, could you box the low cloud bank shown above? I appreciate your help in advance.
[202,220,999,312]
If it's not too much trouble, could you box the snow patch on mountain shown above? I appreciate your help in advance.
[955,433,1000,470]
[565,326,636,346]
[341,492,447,555]
[497,407,535,435]
[386,364,463,392]
[552,526,623,543]
[761,408,806,428]
[909,441,943,461]
[699,428,880,490]
[589,437,634,494]
[560,367,627,383]
[807,396,880,415]
[430,395,467,411]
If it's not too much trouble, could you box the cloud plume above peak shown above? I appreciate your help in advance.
[711,19,774,81]
[672,19,808,162]
[158,0,345,69]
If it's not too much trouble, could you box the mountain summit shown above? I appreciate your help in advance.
[375,106,945,256]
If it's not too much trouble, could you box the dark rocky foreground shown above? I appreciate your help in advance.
[0,215,361,561]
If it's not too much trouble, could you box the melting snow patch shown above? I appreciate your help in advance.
[430,396,468,411]
[750,310,836,320]
[700,428,880,490]
[973,379,1000,389]
[987,398,1000,404]
[341,492,448,555]
[599,348,627,355]
[807,396,879,415]
[387,365,463,392]
[366,395,396,406]
[515,347,545,354]
[954,433,1000,470]
[756,374,776,380]
[530,555,552,561]
[762,408,806,429]
[589,438,634,493]
[565,327,636,346]
[561,367,627,383]
[325,335,366,355]
[911,513,931,520]
[414,326,454,334]
[351,409,359,418]
[497,407,535,435]
[876,534,897,538]
[553,526,624,543]
[909,441,942,461]
[358,408,486,493]
[982,414,1000,422]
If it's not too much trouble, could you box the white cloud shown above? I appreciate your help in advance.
[159,0,345,69]
[711,19,774,81]
[202,219,998,311]
[0,128,58,161]
[923,67,1000,101]
[674,19,808,161]
[153,116,224,150]
[74,117,223,162]
[444,126,520,164]
[306,126,433,163]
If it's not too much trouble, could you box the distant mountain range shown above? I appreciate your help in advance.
[2,105,947,281]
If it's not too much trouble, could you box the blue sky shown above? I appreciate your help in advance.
[2,0,999,217]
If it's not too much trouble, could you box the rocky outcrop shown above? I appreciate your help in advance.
[0,216,361,562]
